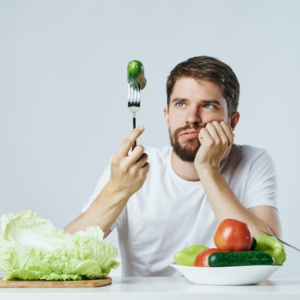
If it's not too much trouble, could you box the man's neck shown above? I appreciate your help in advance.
[171,150,200,182]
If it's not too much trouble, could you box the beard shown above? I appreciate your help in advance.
[169,123,203,162]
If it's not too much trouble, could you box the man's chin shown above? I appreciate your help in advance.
[173,140,200,162]
[181,138,200,147]
[182,137,198,143]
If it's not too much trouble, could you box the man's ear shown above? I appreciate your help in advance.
[164,107,170,129]
[229,112,240,131]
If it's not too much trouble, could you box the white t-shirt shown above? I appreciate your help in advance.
[81,144,278,277]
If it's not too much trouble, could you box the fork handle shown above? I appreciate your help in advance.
[132,117,137,151]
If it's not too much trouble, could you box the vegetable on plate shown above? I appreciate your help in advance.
[173,218,287,268]
[250,237,257,250]
[208,251,274,267]
[214,219,253,251]
[194,248,221,267]
[255,236,286,266]
[174,245,208,266]
[0,210,120,281]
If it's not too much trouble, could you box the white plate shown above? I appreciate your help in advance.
[170,264,281,285]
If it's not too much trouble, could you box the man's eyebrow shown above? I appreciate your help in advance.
[171,98,221,106]
[202,100,221,106]
[171,97,188,103]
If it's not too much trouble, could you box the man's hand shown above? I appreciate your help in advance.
[64,126,149,236]
[108,126,150,199]
[194,121,234,172]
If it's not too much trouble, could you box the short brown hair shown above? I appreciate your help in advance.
[166,56,240,118]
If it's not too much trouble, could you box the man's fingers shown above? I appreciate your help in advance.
[115,126,145,158]
[127,146,147,167]
[212,121,229,147]
[205,123,221,144]
[134,153,149,169]
[140,162,150,174]
[199,128,213,145]
[220,121,234,145]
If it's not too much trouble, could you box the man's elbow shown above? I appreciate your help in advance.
[64,213,84,235]
[104,229,112,239]
[64,222,76,235]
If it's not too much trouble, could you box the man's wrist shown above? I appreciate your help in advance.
[105,180,131,204]
[196,165,220,178]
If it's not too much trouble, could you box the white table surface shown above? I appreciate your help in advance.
[0,277,300,300]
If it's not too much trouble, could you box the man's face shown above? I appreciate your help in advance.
[164,77,229,162]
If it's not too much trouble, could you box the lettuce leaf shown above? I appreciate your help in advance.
[0,210,120,280]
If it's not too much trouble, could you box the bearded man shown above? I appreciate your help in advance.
[65,56,282,277]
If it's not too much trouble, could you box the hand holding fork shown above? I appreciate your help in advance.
[127,60,146,151]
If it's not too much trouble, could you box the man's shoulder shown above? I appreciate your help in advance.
[229,144,273,172]
[231,144,268,161]
[223,144,275,184]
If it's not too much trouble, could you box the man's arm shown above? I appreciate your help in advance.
[67,214,112,238]
[64,182,129,236]
[195,121,282,238]
[197,168,282,238]
[64,126,150,236]
[248,205,282,237]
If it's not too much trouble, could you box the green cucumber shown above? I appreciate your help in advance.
[208,251,274,267]
[127,60,147,89]
[250,237,257,251]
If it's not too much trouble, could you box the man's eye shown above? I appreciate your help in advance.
[176,102,186,108]
[204,104,215,109]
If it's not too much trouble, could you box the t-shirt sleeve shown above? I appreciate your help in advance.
[242,151,278,210]
[80,160,123,231]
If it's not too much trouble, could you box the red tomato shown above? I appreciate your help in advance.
[214,219,253,251]
[194,248,221,267]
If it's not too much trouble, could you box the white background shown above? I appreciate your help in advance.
[1,0,300,278]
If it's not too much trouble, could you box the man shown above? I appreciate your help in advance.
[65,56,282,276]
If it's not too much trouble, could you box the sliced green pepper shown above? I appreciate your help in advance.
[255,236,286,266]
[174,245,209,266]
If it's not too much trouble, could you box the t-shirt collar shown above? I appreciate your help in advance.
[167,146,231,186]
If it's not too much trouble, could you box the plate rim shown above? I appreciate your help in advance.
[170,264,282,269]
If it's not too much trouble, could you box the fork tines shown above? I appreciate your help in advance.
[128,83,141,151]
[128,83,141,115]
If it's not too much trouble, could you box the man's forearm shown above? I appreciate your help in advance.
[198,168,275,238]
[64,181,129,235]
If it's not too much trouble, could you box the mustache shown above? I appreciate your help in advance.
[173,123,204,137]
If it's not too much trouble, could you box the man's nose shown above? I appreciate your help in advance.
[186,106,201,124]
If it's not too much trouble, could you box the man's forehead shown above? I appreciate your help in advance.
[171,77,225,102]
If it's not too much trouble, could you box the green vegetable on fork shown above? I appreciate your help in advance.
[127,60,147,89]
[127,60,147,150]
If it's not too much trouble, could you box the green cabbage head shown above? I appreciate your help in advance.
[0,210,120,281]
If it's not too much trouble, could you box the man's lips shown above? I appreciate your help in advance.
[180,130,200,139]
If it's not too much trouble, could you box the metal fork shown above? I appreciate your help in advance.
[128,82,141,151]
